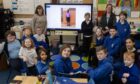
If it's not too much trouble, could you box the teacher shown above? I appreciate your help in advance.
[32,5,47,34]
[99,4,116,36]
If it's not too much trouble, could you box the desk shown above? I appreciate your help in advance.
[71,78,87,83]
[12,76,38,84]
[11,76,88,84]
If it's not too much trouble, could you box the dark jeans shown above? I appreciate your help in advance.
[82,36,92,55]
[20,60,38,76]
[27,65,38,76]
[9,58,22,71]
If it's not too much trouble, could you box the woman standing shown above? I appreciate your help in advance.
[99,4,116,36]
[32,5,47,34]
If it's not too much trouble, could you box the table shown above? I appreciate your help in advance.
[11,76,88,84]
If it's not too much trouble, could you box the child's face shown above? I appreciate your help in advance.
[62,48,71,58]
[126,39,135,49]
[109,29,117,37]
[24,29,31,36]
[25,39,32,48]
[124,56,134,67]
[85,15,90,21]
[36,28,42,35]
[7,34,16,42]
[120,14,126,21]
[96,50,107,61]
[96,29,102,37]
[40,51,47,61]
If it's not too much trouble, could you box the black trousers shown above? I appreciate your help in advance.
[82,36,92,55]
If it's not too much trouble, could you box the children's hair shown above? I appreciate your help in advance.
[5,30,16,38]
[126,36,135,43]
[35,5,44,15]
[109,26,117,30]
[96,46,107,53]
[23,26,33,32]
[123,51,135,60]
[60,44,71,55]
[22,26,33,36]
[85,12,90,17]
[119,11,127,18]
[22,38,35,48]
[36,47,50,60]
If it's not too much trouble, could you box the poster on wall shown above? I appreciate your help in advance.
[11,0,34,14]
[116,0,139,8]
[3,0,12,9]
[107,0,116,6]
[121,6,131,17]
[3,0,51,14]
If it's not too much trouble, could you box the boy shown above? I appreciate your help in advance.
[33,27,48,49]
[115,11,130,44]
[118,52,140,84]
[87,46,113,84]
[104,27,121,59]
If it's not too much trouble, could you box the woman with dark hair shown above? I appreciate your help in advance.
[32,5,47,34]
[99,4,116,36]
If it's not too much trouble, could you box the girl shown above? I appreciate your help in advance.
[36,47,51,75]
[19,38,38,75]
[66,9,71,26]
[95,28,105,46]
[22,26,38,47]
[54,44,73,76]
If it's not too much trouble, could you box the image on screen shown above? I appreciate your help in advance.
[45,4,92,30]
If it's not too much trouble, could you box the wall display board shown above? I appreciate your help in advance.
[3,0,51,14]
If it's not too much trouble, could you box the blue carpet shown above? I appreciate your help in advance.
[0,69,20,84]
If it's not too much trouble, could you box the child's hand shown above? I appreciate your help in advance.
[121,78,127,84]
[123,73,130,78]
[105,26,109,30]
[23,56,28,62]
[69,72,74,75]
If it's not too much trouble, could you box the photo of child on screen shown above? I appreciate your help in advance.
[61,8,76,28]
[66,9,71,26]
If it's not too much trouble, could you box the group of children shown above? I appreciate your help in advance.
[0,26,59,76]
[0,5,140,84]
[80,5,140,84]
